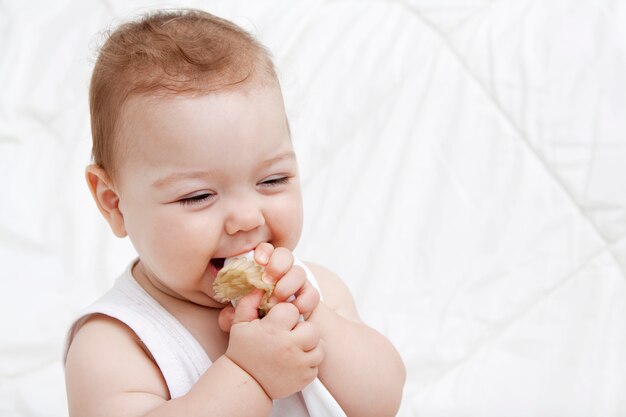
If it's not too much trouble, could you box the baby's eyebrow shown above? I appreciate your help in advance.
[151,171,214,189]
[261,151,296,168]
[152,151,296,189]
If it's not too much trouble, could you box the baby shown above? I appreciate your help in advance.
[64,9,405,417]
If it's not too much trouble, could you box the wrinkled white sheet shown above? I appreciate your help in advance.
[1,0,625,416]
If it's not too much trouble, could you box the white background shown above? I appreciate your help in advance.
[1,0,626,416]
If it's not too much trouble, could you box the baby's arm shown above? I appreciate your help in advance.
[65,290,320,417]
[306,262,406,417]
[218,245,406,417]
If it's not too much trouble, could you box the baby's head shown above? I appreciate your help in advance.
[90,8,280,183]
[87,9,303,303]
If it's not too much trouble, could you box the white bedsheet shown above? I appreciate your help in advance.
[1,0,625,416]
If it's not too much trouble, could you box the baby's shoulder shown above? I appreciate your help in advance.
[68,313,151,359]
[65,314,170,404]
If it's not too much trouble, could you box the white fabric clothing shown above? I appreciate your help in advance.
[65,258,346,417]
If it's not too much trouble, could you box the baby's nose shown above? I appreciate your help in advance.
[224,200,265,235]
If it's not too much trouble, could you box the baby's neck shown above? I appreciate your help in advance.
[131,261,229,361]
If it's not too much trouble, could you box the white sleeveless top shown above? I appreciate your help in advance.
[65,259,346,417]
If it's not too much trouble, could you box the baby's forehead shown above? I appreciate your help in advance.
[123,77,281,113]
[116,83,288,154]
[111,83,293,185]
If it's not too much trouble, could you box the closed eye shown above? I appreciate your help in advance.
[259,176,290,187]
[179,192,215,206]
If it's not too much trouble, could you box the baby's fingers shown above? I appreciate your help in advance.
[292,321,321,352]
[264,247,294,285]
[232,289,264,325]
[262,302,300,330]
[271,265,306,301]
[253,242,274,265]
[291,280,320,320]
[306,344,324,369]
[218,304,235,333]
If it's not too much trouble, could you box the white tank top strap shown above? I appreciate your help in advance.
[65,261,210,398]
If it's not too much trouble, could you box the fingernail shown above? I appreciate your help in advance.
[256,252,268,264]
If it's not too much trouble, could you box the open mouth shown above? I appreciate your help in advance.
[210,258,226,272]
[209,248,257,277]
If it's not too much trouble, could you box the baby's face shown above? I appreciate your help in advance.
[113,85,303,307]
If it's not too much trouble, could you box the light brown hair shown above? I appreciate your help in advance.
[89,8,278,181]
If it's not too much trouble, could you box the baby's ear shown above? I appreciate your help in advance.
[85,164,127,238]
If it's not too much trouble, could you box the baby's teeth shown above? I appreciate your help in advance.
[224,250,255,266]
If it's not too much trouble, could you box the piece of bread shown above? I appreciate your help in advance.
[213,253,276,316]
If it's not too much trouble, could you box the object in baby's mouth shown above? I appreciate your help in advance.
[213,252,276,317]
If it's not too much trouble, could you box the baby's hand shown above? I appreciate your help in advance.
[218,244,320,331]
[225,290,323,399]
[254,243,320,320]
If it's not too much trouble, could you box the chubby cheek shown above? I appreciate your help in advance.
[124,204,221,278]
[268,193,303,250]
